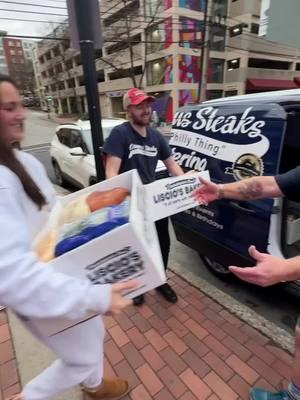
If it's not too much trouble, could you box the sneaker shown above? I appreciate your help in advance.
[156,283,178,303]
[250,388,291,400]
[133,294,144,306]
[82,378,129,400]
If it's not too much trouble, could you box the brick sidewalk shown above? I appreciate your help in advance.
[0,272,293,400]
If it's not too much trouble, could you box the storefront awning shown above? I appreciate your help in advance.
[247,78,299,91]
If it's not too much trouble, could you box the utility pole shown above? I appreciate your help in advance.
[70,0,105,182]
[198,0,210,103]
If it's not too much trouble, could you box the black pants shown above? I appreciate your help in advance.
[155,217,170,270]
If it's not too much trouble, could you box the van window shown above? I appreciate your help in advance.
[279,108,300,174]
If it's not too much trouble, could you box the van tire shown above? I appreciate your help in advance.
[200,254,235,282]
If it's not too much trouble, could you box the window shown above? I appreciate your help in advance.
[16,42,21,47]
[67,78,76,88]
[225,90,238,96]
[10,49,16,55]
[11,57,17,63]
[57,129,71,147]
[179,0,207,12]
[251,23,259,34]
[227,58,240,70]
[296,63,300,71]
[210,24,226,51]
[20,59,24,64]
[70,130,84,149]
[179,17,204,49]
[58,81,65,90]
[207,90,223,100]
[248,58,290,70]
[147,57,173,85]
[209,58,224,83]
[146,18,172,54]
[18,50,23,55]
[8,41,14,47]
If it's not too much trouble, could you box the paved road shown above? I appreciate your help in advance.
[24,109,299,334]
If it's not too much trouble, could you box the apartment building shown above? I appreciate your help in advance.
[34,0,300,121]
[0,32,8,75]
[224,0,300,96]
[2,37,26,87]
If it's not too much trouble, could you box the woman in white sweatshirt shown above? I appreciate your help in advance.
[0,74,136,400]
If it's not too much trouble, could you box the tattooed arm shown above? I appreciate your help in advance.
[219,176,283,201]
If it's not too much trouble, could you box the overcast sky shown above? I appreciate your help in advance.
[0,0,67,39]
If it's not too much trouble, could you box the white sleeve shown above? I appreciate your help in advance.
[0,184,111,320]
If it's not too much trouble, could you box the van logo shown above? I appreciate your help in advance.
[225,154,264,181]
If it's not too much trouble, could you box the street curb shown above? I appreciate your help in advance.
[169,262,294,354]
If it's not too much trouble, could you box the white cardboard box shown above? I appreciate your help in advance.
[30,169,209,336]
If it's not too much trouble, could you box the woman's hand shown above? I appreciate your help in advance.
[106,280,139,315]
[193,177,220,205]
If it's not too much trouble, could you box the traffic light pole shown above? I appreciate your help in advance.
[73,0,105,182]
[198,0,210,103]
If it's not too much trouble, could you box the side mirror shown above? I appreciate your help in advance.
[70,147,87,156]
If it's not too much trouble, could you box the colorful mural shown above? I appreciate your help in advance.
[163,0,172,10]
[179,90,198,107]
[178,55,200,83]
[179,17,204,48]
[150,91,173,124]
[179,0,206,12]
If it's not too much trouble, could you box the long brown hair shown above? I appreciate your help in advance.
[0,75,46,209]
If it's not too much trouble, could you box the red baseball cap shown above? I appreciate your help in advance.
[123,88,155,109]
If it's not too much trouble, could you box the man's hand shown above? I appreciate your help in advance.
[106,280,139,315]
[229,246,287,287]
[192,177,220,205]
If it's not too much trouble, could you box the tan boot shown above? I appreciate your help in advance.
[82,378,129,400]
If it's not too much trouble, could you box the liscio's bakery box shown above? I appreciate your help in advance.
[30,169,209,336]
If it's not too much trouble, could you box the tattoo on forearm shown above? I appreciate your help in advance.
[237,180,263,200]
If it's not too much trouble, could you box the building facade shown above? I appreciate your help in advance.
[0,31,8,75]
[33,0,300,122]
[2,37,26,90]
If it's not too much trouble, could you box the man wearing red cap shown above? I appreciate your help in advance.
[103,88,184,306]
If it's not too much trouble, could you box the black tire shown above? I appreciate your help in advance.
[200,254,236,282]
[52,160,65,187]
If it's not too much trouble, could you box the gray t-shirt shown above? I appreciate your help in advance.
[103,122,171,184]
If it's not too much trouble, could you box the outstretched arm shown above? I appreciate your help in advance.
[193,176,283,205]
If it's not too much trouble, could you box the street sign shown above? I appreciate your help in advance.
[67,0,103,51]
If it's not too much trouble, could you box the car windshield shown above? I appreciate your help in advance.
[81,125,117,155]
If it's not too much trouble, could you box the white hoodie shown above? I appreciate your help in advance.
[0,151,111,319]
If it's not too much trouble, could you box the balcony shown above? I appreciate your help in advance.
[225,67,298,84]
[228,35,300,59]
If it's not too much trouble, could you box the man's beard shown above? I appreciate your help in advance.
[131,114,151,127]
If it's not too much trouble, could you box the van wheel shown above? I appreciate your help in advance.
[53,160,65,187]
[200,254,235,282]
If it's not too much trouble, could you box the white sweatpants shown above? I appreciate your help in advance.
[21,316,105,400]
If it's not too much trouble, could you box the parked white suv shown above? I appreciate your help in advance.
[50,119,167,188]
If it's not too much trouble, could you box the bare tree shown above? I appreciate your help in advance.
[100,0,164,89]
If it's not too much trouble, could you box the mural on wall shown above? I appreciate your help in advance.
[179,0,206,12]
[179,89,198,107]
[163,0,172,10]
[178,55,200,83]
[179,17,204,48]
[150,91,173,124]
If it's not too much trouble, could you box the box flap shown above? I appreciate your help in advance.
[142,171,210,222]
